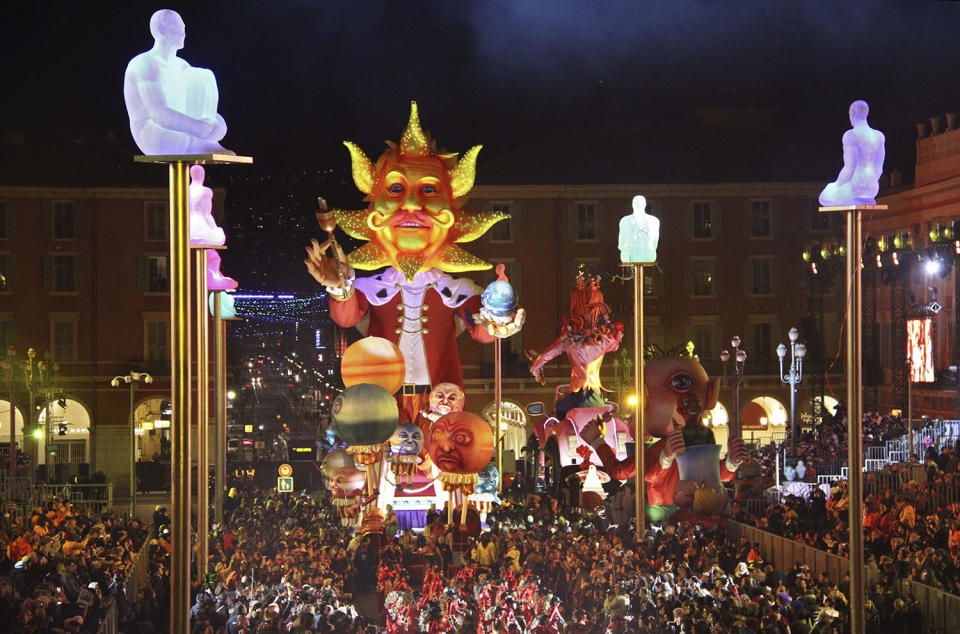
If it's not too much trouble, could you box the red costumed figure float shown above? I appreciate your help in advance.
[530,274,624,419]
[580,353,748,522]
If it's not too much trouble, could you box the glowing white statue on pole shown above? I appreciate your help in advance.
[618,195,660,263]
[189,165,226,246]
[124,9,232,155]
[819,100,885,207]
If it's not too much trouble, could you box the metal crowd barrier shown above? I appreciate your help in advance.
[727,521,960,633]
[896,578,960,634]
[96,600,118,634]
[31,483,113,514]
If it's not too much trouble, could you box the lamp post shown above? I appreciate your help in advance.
[777,328,806,455]
[610,349,633,408]
[111,372,153,517]
[2,346,16,481]
[720,336,747,439]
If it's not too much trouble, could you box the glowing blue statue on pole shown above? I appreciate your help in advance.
[618,195,660,263]
[124,9,232,155]
[819,100,885,207]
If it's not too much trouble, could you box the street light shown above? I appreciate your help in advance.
[777,327,806,455]
[720,336,747,439]
[111,372,153,516]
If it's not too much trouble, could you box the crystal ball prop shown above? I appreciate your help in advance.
[331,383,399,446]
[427,411,494,475]
[481,280,517,319]
[321,449,355,479]
[340,337,406,394]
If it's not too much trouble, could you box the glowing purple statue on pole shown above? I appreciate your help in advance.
[124,9,232,155]
[819,100,885,207]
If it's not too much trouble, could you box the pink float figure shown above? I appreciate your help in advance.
[206,249,237,290]
[188,165,226,246]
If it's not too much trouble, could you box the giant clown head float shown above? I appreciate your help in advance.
[333,102,508,282]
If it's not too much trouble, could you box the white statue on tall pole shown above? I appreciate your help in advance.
[819,100,885,206]
[618,195,660,263]
[124,9,232,155]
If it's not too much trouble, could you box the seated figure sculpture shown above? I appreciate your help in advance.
[188,165,226,246]
[819,100,885,206]
[618,195,660,263]
[124,9,231,155]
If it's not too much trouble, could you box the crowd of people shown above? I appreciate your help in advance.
[4,407,955,632]
[734,410,960,597]
[0,497,149,633]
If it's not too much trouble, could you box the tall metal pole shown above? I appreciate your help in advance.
[845,207,865,634]
[633,264,645,538]
[130,381,137,517]
[195,248,210,580]
[7,347,16,481]
[907,356,914,459]
[214,292,226,525]
[494,338,503,495]
[169,161,192,633]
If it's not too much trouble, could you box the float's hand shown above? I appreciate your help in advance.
[304,238,354,289]
[476,307,526,339]
[580,419,605,449]
[531,364,546,386]
[663,428,687,461]
[725,436,748,470]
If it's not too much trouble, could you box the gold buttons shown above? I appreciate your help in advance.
[421,316,429,323]
[395,327,402,334]
[397,316,404,323]
[422,327,429,334]
[422,304,430,311]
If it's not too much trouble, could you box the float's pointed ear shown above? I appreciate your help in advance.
[344,141,376,194]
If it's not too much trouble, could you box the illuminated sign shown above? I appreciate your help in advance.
[277,476,294,493]
[141,421,154,430]
[278,463,293,477]
[244,424,253,433]
[292,447,313,453]
[907,318,935,383]
[155,420,171,429]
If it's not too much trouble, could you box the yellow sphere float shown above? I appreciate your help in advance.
[340,336,406,394]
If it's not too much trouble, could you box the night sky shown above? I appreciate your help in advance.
[4,1,960,290]
[4,1,960,165]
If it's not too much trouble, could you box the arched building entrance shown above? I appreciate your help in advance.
[135,398,171,461]
[740,396,788,444]
[481,401,527,473]
[0,400,26,465]
[37,398,90,465]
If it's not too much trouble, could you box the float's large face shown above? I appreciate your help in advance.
[389,423,424,456]
[644,357,718,438]
[330,467,365,498]
[476,465,499,494]
[428,412,494,474]
[429,383,465,417]
[370,158,455,258]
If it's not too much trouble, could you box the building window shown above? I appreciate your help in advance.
[576,203,597,240]
[146,256,169,293]
[0,202,10,239]
[693,202,713,238]
[53,202,77,239]
[0,321,15,350]
[752,322,773,372]
[692,260,716,296]
[0,254,12,291]
[145,202,169,241]
[693,324,716,360]
[51,320,77,361]
[146,320,170,361]
[810,199,830,230]
[751,259,773,295]
[488,203,512,241]
[751,201,772,237]
[52,255,77,292]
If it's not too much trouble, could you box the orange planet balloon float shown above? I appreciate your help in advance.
[340,336,405,394]
[428,411,495,523]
